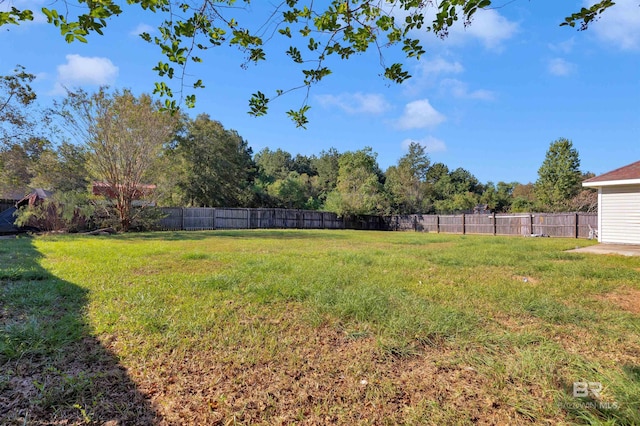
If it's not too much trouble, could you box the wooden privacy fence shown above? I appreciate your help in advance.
[159,207,597,238]
[158,207,384,231]
[387,213,598,238]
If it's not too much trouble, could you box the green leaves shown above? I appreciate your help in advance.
[286,105,310,129]
[0,7,34,26]
[42,0,123,43]
[384,64,411,84]
[0,0,621,126]
[302,67,331,85]
[230,28,262,48]
[286,46,303,63]
[248,91,269,117]
[402,39,425,59]
[560,0,616,30]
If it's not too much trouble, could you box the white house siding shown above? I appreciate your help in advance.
[600,185,640,244]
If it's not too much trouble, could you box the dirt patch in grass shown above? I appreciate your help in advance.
[131,266,163,276]
[121,312,555,425]
[511,275,539,285]
[131,259,225,276]
[491,312,541,333]
[596,287,640,315]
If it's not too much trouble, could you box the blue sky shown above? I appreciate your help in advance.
[1,0,639,184]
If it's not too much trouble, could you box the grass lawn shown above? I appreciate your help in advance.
[1,230,639,425]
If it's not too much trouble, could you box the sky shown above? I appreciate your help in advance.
[1,0,639,184]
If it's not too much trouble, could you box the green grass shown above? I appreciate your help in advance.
[1,230,639,424]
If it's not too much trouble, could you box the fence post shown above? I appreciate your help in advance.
[529,213,534,236]
[436,215,440,233]
[462,213,466,235]
[493,212,496,236]
[575,213,579,238]
[181,208,185,231]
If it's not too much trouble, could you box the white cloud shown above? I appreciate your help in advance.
[396,99,446,130]
[547,58,576,76]
[548,38,576,54]
[449,8,518,50]
[316,92,390,115]
[585,0,640,50]
[441,79,495,100]
[53,54,119,93]
[130,23,156,37]
[402,136,447,153]
[406,56,464,94]
[417,57,464,78]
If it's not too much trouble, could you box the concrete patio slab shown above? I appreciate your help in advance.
[567,244,640,257]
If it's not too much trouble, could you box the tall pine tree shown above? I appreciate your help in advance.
[535,138,582,212]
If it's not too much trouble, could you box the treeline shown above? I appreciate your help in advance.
[1,82,596,231]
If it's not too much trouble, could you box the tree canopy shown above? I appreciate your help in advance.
[176,114,255,207]
[0,65,37,144]
[535,138,582,212]
[0,1,620,125]
[56,88,180,230]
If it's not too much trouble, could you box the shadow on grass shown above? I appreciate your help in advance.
[0,237,158,424]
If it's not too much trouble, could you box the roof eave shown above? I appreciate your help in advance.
[583,178,640,187]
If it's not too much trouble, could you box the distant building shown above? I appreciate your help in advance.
[0,189,52,234]
[16,188,52,208]
[92,182,156,207]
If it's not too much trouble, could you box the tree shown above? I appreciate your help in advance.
[176,114,255,207]
[267,171,312,209]
[480,181,516,213]
[535,138,582,212]
[291,154,316,177]
[325,147,387,216]
[569,172,598,212]
[511,183,536,212]
[312,148,341,203]
[0,2,617,124]
[57,88,180,231]
[0,137,51,196]
[254,148,294,182]
[385,142,431,214]
[423,164,483,213]
[0,65,37,145]
[434,191,479,214]
[30,142,90,192]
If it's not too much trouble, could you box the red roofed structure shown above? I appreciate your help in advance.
[92,182,156,199]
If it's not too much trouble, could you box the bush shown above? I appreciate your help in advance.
[14,191,94,232]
